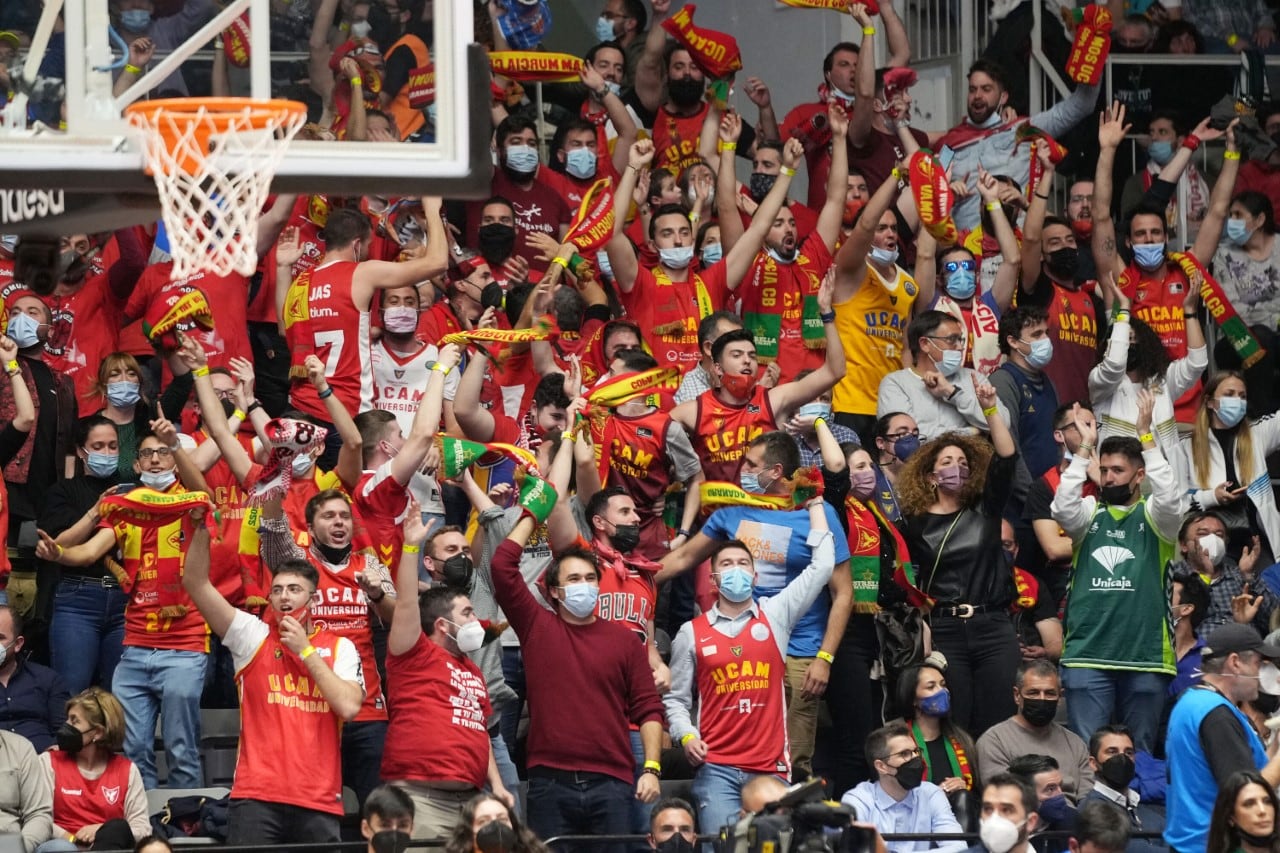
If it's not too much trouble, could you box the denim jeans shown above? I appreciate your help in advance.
[526,770,633,853]
[1061,666,1171,753]
[491,731,520,815]
[113,646,208,788]
[691,762,761,839]
[342,719,387,805]
[499,646,526,767]
[48,578,127,694]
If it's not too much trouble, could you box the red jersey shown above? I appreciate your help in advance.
[739,233,832,381]
[1119,261,1201,421]
[381,633,491,786]
[620,263,727,369]
[781,100,839,211]
[692,385,777,483]
[540,161,621,211]
[283,260,373,420]
[596,559,657,646]
[355,464,410,568]
[418,301,462,347]
[232,623,348,814]
[127,264,252,384]
[652,104,709,175]
[254,195,329,325]
[201,453,253,606]
[43,275,125,415]
[109,509,209,653]
[50,751,132,830]
[602,408,677,556]
[309,551,389,722]
[1043,281,1100,409]
[692,609,789,774]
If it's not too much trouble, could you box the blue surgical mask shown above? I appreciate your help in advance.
[870,245,899,267]
[945,268,977,300]
[504,144,539,174]
[121,9,151,30]
[1023,337,1053,369]
[1147,140,1174,166]
[1216,396,1248,428]
[659,246,694,269]
[606,81,622,98]
[85,451,118,479]
[139,469,177,491]
[596,249,614,279]
[935,349,963,377]
[1132,242,1166,270]
[740,470,764,494]
[717,569,754,603]
[292,453,314,478]
[1226,218,1254,246]
[797,401,832,421]
[106,381,141,408]
[700,243,723,265]
[595,15,616,42]
[919,688,951,717]
[892,434,921,462]
[565,148,597,180]
[6,312,41,350]
[558,582,599,618]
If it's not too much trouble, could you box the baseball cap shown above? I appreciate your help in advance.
[1203,623,1280,660]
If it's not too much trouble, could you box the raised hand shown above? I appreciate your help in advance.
[150,416,179,449]
[782,138,803,171]
[526,230,561,264]
[974,375,998,411]
[579,61,607,96]
[719,110,743,146]
[1072,402,1098,449]
[745,76,772,109]
[1100,270,1130,311]
[0,335,17,363]
[175,331,207,370]
[975,166,1000,203]
[128,37,155,67]
[35,529,62,562]
[817,265,835,314]
[848,2,873,26]
[1098,101,1131,150]
[436,342,462,372]
[304,354,328,389]
[629,139,656,170]
[827,99,850,138]
[275,226,304,268]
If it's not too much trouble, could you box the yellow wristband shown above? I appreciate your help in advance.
[1225,150,1242,161]
[402,544,421,555]
[680,733,696,746]
[985,201,1001,211]
[689,212,701,222]
[814,416,826,430]
[719,142,737,152]
[816,650,835,664]
[1115,310,1130,324]
[561,430,576,442]
[231,408,246,422]
[350,76,362,87]
[125,63,143,75]
[863,26,876,35]
[1139,432,1155,444]
[299,645,317,660]
[431,362,450,374]
[5,360,18,374]
[1228,34,1241,46]
[193,365,210,377]
[983,406,999,417]
[551,256,569,269]
[781,166,796,177]
[890,167,902,180]
[644,760,662,771]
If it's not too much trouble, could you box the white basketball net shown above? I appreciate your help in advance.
[128,101,307,279]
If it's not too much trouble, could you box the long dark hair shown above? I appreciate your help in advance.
[1207,770,1280,853]
[442,793,550,853]
[1234,191,1277,236]
[1096,315,1170,384]
[893,663,979,777]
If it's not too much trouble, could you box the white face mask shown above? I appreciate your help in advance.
[1261,662,1280,696]
[979,815,1025,853]
[448,619,485,654]
[1198,533,1226,567]
[292,453,314,478]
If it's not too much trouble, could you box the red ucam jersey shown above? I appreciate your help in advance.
[230,619,354,815]
[370,338,454,516]
[306,549,390,722]
[49,751,132,830]
[692,385,777,483]
[127,263,253,385]
[284,260,374,421]
[601,408,680,557]
[355,462,411,569]
[1042,281,1100,410]
[252,195,329,326]
[198,449,254,606]
[108,510,210,653]
[653,103,709,176]
[692,608,789,774]
[619,262,728,370]
[1119,260,1200,421]
[43,277,129,415]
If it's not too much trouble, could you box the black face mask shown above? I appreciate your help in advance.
[748,172,778,203]
[893,756,926,790]
[477,223,517,266]
[475,820,519,853]
[1126,345,1141,372]
[1097,754,1136,790]
[314,540,352,566]
[60,250,89,285]
[1257,692,1280,715]
[654,834,698,853]
[1100,482,1135,506]
[1020,697,1059,727]
[1238,827,1279,848]
[56,722,85,754]
[668,76,704,108]
[369,830,410,853]
[1045,247,1079,280]
[610,523,642,554]
[480,281,507,310]
[441,553,474,590]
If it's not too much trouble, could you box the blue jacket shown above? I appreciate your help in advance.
[0,657,69,752]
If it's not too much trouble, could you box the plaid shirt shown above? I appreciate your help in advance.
[1184,0,1274,42]
[674,364,714,404]
[1170,557,1279,641]
[794,422,861,468]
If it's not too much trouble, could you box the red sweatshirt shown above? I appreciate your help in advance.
[490,539,665,783]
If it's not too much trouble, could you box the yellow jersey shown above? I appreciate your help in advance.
[832,262,918,416]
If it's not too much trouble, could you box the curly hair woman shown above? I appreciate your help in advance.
[443,793,549,853]
[897,382,1020,738]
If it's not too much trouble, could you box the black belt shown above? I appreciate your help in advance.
[933,603,994,619]
[60,573,120,590]
[529,767,621,786]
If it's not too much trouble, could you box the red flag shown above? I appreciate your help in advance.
[660,5,743,79]
[564,178,616,253]
[1063,5,1112,86]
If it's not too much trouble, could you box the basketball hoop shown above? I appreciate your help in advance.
[125,97,308,279]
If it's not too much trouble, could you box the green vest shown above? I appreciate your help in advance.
[1063,499,1176,674]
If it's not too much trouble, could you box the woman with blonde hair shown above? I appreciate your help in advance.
[897,381,1021,738]
[84,352,190,480]
[37,688,149,853]
[1180,370,1280,566]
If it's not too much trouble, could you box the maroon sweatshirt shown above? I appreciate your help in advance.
[490,539,665,783]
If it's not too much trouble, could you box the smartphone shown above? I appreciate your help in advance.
[938,145,956,171]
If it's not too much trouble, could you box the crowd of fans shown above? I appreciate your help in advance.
[7,0,1280,851]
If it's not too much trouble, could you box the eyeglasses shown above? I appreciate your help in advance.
[137,447,173,460]
[1069,194,1094,204]
[943,260,976,273]
[925,334,965,347]
[888,430,920,440]
[883,747,922,763]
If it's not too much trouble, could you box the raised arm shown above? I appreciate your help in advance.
[181,508,237,638]
[389,506,430,656]
[1191,119,1243,262]
[846,3,879,149]
[1020,146,1055,291]
[604,140,653,293]
[1092,102,1131,280]
[976,167,1022,310]
[815,101,850,251]
[352,197,449,298]
[386,343,458,486]
[307,0,340,100]
[453,340,497,441]
[179,336,254,482]
[976,377,1016,458]
[724,138,804,288]
[880,0,912,66]
[744,77,780,144]
[769,267,846,411]
[303,354,363,487]
[714,111,747,252]
[833,168,902,301]
[0,338,32,432]
[581,63,638,175]
[633,0,672,115]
